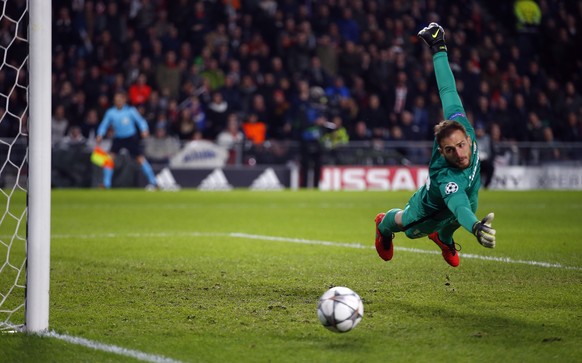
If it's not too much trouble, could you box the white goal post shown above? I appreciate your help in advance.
[0,0,51,333]
[26,0,52,333]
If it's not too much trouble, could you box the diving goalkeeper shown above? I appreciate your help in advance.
[374,23,496,267]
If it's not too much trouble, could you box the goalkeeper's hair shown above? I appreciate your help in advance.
[434,120,468,146]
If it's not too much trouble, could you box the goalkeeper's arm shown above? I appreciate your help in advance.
[446,193,496,248]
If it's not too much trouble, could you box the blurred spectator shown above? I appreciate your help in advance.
[53,6,77,53]
[155,50,181,100]
[358,94,388,140]
[390,71,411,115]
[248,94,270,126]
[337,8,360,43]
[526,111,546,142]
[144,120,181,164]
[217,113,245,165]
[238,74,258,114]
[268,89,292,140]
[80,108,100,143]
[304,56,332,89]
[221,75,242,112]
[59,125,86,148]
[561,111,582,160]
[399,111,428,164]
[188,1,212,53]
[562,82,582,116]
[315,35,338,76]
[508,93,530,141]
[217,113,245,149]
[350,120,373,142]
[337,40,361,81]
[321,115,349,150]
[205,91,230,140]
[52,104,69,146]
[490,122,517,166]
[475,123,496,189]
[325,76,351,109]
[174,106,201,141]
[513,0,542,58]
[131,0,156,33]
[541,126,561,162]
[296,85,328,188]
[201,58,226,91]
[411,95,431,140]
[178,95,206,136]
[128,73,152,106]
[242,113,267,145]
[473,95,494,129]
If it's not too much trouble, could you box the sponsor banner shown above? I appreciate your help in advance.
[319,166,429,191]
[162,166,292,190]
[318,165,582,191]
[169,140,228,169]
[490,166,582,190]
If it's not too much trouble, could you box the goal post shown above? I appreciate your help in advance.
[26,0,52,333]
[0,0,51,333]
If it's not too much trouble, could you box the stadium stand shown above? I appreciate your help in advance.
[1,0,581,175]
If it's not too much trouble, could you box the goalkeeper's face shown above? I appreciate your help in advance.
[438,130,472,169]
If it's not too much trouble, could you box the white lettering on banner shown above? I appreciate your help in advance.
[392,168,415,190]
[368,169,390,190]
[319,166,428,191]
[490,166,582,190]
[169,140,228,169]
[343,168,366,190]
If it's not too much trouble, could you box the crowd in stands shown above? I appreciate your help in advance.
[2,0,582,165]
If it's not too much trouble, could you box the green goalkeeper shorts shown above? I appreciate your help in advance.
[400,190,458,239]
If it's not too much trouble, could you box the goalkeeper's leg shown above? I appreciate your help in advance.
[428,221,461,267]
[375,208,402,261]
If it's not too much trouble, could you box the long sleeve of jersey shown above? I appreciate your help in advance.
[445,192,479,232]
[432,52,475,136]
[97,111,113,138]
[130,107,149,133]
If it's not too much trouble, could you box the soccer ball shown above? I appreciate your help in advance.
[317,286,364,333]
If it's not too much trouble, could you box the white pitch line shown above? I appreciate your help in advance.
[52,231,582,271]
[43,331,184,363]
[229,233,582,270]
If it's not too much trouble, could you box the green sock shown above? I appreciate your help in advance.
[436,223,460,245]
[379,208,402,235]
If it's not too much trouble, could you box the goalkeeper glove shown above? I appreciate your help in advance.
[417,22,447,54]
[472,213,496,248]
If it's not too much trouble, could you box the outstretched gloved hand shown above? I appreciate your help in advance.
[472,213,496,248]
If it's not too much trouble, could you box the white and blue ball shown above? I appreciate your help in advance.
[317,286,364,333]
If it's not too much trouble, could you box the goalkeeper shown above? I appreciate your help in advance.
[96,91,158,190]
[374,23,496,267]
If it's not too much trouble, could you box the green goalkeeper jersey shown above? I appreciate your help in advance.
[419,52,481,233]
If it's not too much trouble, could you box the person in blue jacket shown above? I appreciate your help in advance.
[96,91,158,189]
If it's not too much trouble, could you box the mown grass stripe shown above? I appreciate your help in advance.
[51,231,582,271]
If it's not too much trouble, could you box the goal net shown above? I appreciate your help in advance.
[0,0,51,333]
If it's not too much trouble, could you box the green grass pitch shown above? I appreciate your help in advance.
[1,189,582,362]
